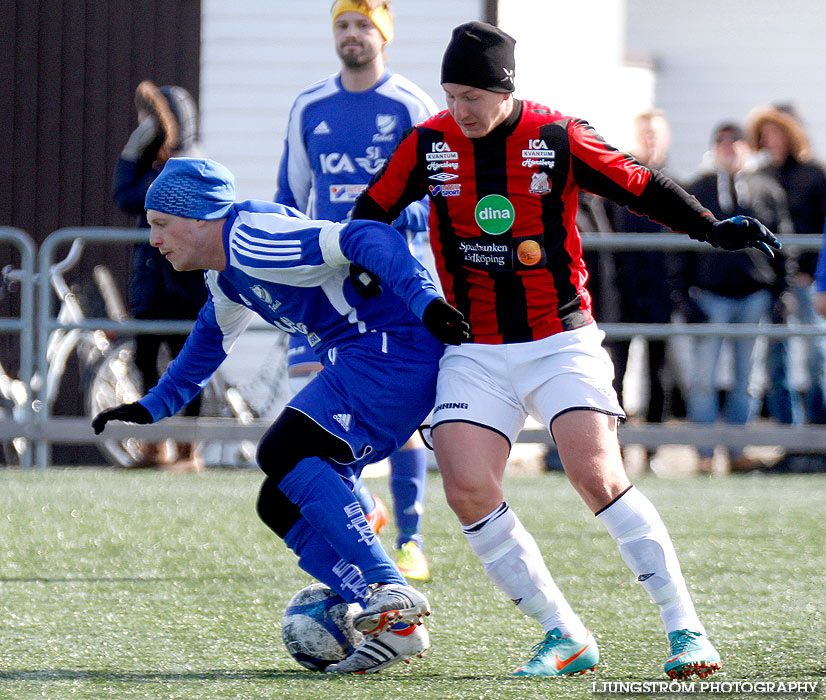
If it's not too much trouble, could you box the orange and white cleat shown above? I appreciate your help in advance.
[353,583,431,638]
[365,495,390,535]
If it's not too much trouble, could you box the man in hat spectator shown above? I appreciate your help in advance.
[679,122,792,473]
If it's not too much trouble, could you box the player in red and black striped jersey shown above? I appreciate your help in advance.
[354,95,774,345]
[352,21,780,680]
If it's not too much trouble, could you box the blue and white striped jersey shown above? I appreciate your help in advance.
[275,71,436,223]
[139,200,442,421]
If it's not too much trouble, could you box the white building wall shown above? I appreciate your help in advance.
[201,0,482,201]
[498,0,655,152]
[202,2,826,194]
[626,0,826,181]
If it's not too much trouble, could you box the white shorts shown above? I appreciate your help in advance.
[430,322,624,446]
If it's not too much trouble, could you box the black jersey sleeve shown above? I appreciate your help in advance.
[567,119,718,241]
[632,169,718,241]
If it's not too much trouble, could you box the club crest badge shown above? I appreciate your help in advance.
[529,171,551,195]
[251,284,282,313]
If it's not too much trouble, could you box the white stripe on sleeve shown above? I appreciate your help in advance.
[318,221,350,268]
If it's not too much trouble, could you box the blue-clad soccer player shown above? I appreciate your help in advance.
[91,157,469,674]
[274,0,438,580]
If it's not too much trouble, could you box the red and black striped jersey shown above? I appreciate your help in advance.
[353,100,716,344]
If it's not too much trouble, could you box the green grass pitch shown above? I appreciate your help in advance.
[0,469,823,700]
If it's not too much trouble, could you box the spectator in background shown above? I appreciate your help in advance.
[113,80,207,472]
[602,110,684,472]
[748,105,826,472]
[274,0,437,579]
[680,123,793,473]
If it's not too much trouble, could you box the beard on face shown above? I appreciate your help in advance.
[336,40,380,69]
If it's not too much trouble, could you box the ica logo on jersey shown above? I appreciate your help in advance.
[426,141,459,161]
[320,152,356,175]
[320,147,386,176]
[522,138,555,168]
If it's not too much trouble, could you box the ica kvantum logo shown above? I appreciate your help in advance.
[474,194,515,235]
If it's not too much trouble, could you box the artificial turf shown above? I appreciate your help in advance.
[0,468,823,700]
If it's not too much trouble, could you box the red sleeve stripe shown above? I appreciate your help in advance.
[368,129,422,212]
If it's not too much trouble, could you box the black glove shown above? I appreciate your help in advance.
[706,215,782,258]
[120,115,158,161]
[92,402,153,435]
[422,298,471,345]
[348,264,382,299]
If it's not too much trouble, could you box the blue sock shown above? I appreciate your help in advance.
[353,476,376,515]
[278,456,405,586]
[389,448,427,549]
[283,518,368,603]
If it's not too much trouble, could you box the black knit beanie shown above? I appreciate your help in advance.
[441,21,516,93]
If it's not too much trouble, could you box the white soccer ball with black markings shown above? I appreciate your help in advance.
[281,582,364,671]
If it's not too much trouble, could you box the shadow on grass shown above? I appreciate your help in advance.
[0,669,321,682]
[0,669,447,682]
[0,574,256,584]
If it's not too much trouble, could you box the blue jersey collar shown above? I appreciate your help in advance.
[335,69,392,94]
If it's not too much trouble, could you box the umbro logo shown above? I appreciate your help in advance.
[636,572,655,582]
[313,120,331,135]
[429,172,458,182]
[333,413,352,431]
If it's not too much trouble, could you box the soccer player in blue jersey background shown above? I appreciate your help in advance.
[275,0,438,580]
[91,157,469,673]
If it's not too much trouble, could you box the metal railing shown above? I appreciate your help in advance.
[584,232,824,340]
[32,228,194,467]
[2,229,826,467]
[0,228,37,468]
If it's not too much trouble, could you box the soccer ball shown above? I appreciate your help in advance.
[281,582,364,671]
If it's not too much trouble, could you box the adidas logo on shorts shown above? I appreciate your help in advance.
[333,413,352,431]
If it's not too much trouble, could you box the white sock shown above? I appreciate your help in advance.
[597,486,705,637]
[463,503,587,638]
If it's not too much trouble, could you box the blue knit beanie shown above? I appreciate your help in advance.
[145,157,235,219]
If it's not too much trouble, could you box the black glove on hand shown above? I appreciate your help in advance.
[92,402,152,435]
[706,215,782,258]
[348,264,382,299]
[422,298,471,345]
[120,115,158,161]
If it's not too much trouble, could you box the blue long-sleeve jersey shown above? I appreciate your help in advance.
[274,71,435,231]
[139,200,442,420]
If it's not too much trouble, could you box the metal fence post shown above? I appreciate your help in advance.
[0,227,37,469]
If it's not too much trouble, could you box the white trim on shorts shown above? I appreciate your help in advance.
[428,322,625,447]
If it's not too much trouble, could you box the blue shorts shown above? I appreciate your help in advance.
[287,325,443,479]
